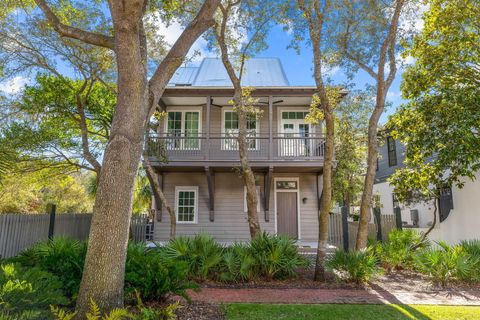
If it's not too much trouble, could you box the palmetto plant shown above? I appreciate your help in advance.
[325,249,380,283]
[219,243,256,283]
[414,242,478,286]
[249,232,308,280]
[164,234,223,280]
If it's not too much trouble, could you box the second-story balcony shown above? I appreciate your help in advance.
[146,133,325,166]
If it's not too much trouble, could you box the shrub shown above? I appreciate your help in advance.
[376,229,428,271]
[0,263,68,318]
[325,249,380,283]
[248,232,308,280]
[163,234,223,280]
[218,243,255,283]
[413,242,478,286]
[125,242,197,302]
[12,237,86,299]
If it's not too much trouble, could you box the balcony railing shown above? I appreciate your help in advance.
[146,133,325,163]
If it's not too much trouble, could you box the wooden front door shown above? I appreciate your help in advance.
[277,192,298,239]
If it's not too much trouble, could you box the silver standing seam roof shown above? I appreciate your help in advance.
[168,57,290,87]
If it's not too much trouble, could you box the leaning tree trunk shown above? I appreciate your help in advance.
[75,19,148,316]
[144,161,176,238]
[411,199,437,251]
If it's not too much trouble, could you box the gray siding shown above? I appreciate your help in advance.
[153,172,321,242]
[375,137,406,183]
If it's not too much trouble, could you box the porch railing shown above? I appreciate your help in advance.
[146,133,325,162]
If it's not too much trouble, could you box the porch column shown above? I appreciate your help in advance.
[205,166,215,222]
[264,167,273,222]
[205,96,211,160]
[268,95,273,160]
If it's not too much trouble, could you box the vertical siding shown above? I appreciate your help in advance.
[154,172,321,242]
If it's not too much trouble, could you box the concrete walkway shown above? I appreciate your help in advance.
[188,287,480,306]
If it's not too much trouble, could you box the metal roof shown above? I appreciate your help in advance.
[168,57,290,87]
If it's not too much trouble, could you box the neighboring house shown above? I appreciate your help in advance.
[146,58,329,244]
[374,135,480,245]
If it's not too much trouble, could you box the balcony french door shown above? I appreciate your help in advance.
[166,111,200,150]
[280,119,311,157]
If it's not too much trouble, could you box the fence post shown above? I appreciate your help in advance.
[373,207,382,242]
[47,203,57,240]
[394,206,402,230]
[341,206,349,251]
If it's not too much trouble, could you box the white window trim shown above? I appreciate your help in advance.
[164,107,202,150]
[175,186,199,224]
[221,107,260,151]
[244,186,261,212]
[276,107,315,135]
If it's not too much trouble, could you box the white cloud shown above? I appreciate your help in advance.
[0,76,28,95]
[324,65,340,77]
[145,13,209,63]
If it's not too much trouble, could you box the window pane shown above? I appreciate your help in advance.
[177,190,196,222]
[276,181,297,189]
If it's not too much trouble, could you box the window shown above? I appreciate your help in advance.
[281,111,309,120]
[438,186,453,222]
[276,181,298,190]
[166,110,201,150]
[175,186,198,223]
[244,186,261,212]
[387,136,397,167]
[223,110,258,150]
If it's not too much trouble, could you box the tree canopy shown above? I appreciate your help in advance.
[388,0,480,202]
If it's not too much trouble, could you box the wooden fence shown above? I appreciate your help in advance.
[0,213,153,259]
[328,213,397,249]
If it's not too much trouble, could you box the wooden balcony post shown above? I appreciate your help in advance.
[205,96,211,160]
[268,95,273,160]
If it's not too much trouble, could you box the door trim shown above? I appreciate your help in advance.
[274,177,301,240]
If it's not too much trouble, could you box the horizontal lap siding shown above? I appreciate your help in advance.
[154,172,320,242]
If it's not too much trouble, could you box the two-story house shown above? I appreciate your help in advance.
[374,135,480,245]
[146,58,331,244]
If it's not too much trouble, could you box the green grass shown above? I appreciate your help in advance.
[225,304,480,320]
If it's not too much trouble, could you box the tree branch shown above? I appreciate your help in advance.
[147,0,221,119]
[34,0,114,49]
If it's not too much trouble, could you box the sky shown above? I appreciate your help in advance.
[0,5,417,125]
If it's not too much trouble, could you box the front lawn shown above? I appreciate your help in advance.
[226,304,480,320]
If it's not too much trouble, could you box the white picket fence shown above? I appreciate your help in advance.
[328,213,397,249]
[0,213,153,258]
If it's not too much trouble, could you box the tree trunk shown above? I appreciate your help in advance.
[355,91,386,250]
[411,199,437,250]
[314,108,334,281]
[237,95,261,238]
[75,18,148,316]
[144,161,176,239]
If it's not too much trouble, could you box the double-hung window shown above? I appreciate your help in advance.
[175,186,198,223]
[166,110,201,150]
[387,136,397,167]
[223,110,258,150]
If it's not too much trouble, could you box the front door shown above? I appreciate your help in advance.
[276,180,299,239]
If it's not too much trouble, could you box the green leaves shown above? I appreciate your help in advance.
[388,0,480,202]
